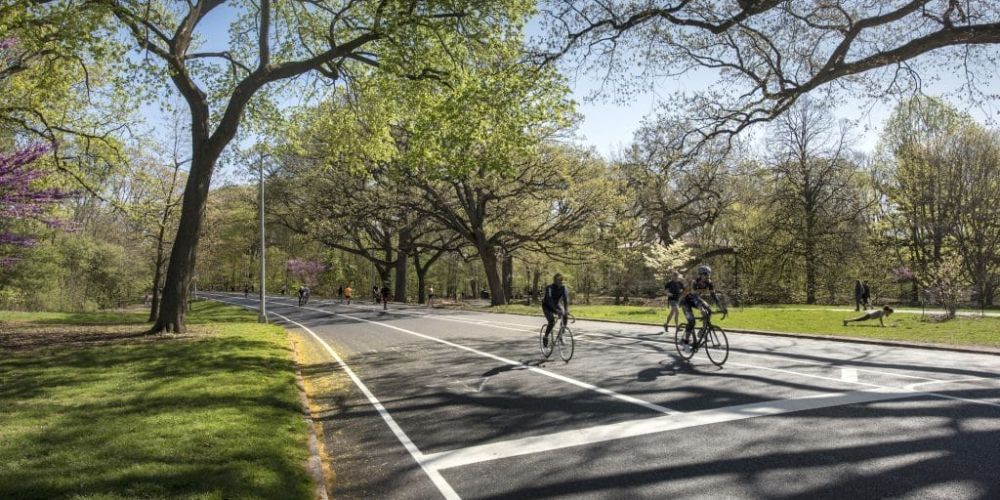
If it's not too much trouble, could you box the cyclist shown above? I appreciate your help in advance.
[298,285,310,306]
[678,265,726,353]
[541,273,569,348]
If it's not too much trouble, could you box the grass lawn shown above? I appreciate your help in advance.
[0,301,315,500]
[487,304,1000,349]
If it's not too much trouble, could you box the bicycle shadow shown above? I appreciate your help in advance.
[481,358,549,377]
[636,354,722,382]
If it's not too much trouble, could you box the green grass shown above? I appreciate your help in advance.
[487,304,1000,348]
[0,301,315,500]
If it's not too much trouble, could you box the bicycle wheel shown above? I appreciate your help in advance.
[539,324,554,358]
[674,327,696,361]
[704,325,729,366]
[557,325,575,362]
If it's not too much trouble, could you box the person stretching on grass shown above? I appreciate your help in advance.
[843,306,894,327]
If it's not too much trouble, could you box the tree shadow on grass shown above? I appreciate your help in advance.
[0,334,314,500]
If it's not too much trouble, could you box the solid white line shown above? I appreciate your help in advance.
[422,388,910,470]
[308,305,680,415]
[205,295,461,499]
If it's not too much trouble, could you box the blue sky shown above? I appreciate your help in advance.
[142,5,999,166]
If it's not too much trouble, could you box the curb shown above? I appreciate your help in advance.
[450,306,1000,357]
[288,338,331,500]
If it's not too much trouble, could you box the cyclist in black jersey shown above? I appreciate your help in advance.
[678,265,726,352]
[541,273,569,348]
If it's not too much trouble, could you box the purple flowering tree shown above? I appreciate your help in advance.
[0,143,71,265]
[286,259,326,287]
[1,39,71,266]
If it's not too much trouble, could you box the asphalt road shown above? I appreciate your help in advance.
[203,293,1000,500]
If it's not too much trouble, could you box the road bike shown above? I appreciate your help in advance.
[539,313,575,362]
[675,308,729,366]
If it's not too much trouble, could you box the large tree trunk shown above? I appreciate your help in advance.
[151,154,215,333]
[479,245,506,306]
[416,257,427,304]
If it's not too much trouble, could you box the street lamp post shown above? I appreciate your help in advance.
[258,153,267,324]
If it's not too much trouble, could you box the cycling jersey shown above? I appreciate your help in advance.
[543,284,569,312]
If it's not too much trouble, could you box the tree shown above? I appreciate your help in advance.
[0,143,71,265]
[764,98,871,303]
[26,0,534,332]
[618,118,737,254]
[539,1,1000,142]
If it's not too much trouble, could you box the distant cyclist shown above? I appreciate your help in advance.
[298,285,310,306]
[678,265,726,353]
[541,273,569,348]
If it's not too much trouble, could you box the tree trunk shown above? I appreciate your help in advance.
[395,228,411,302]
[416,264,427,304]
[148,251,164,322]
[530,269,541,305]
[502,251,513,304]
[479,246,506,305]
[804,214,817,304]
[151,153,215,333]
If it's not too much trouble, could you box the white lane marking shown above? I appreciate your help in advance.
[577,329,1000,410]
[206,296,461,500]
[422,388,910,470]
[217,294,1000,411]
[303,305,679,415]
[329,301,959,383]
[904,377,988,390]
[233,295,680,414]
[842,367,858,383]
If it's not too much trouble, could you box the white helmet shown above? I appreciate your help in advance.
[697,265,712,277]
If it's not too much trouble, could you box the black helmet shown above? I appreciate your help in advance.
[697,265,712,277]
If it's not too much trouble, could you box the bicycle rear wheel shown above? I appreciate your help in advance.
[539,324,554,358]
[704,325,729,366]
[674,327,696,361]
[557,325,574,362]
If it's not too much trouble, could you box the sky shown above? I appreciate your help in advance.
[141,5,1000,169]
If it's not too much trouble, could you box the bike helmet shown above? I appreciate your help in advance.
[697,265,712,277]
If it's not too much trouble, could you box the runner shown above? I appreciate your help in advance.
[380,284,391,311]
[344,284,353,305]
[663,270,685,334]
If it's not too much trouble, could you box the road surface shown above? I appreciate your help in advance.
[204,292,1000,500]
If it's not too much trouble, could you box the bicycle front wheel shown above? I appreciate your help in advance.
[557,325,574,362]
[674,327,695,361]
[704,325,729,366]
[539,324,554,358]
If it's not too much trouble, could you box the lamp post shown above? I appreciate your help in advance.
[258,153,267,324]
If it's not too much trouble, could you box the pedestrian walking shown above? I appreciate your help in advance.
[427,286,435,307]
[344,285,353,305]
[663,271,686,333]
[380,285,391,310]
[862,280,871,308]
[337,285,344,303]
[854,280,864,311]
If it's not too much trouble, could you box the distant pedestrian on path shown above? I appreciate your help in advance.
[862,280,871,308]
[344,285,353,305]
[843,306,894,327]
[380,285,391,310]
[244,285,249,299]
[337,285,344,303]
[664,271,685,334]
[854,280,864,311]
[427,286,435,307]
